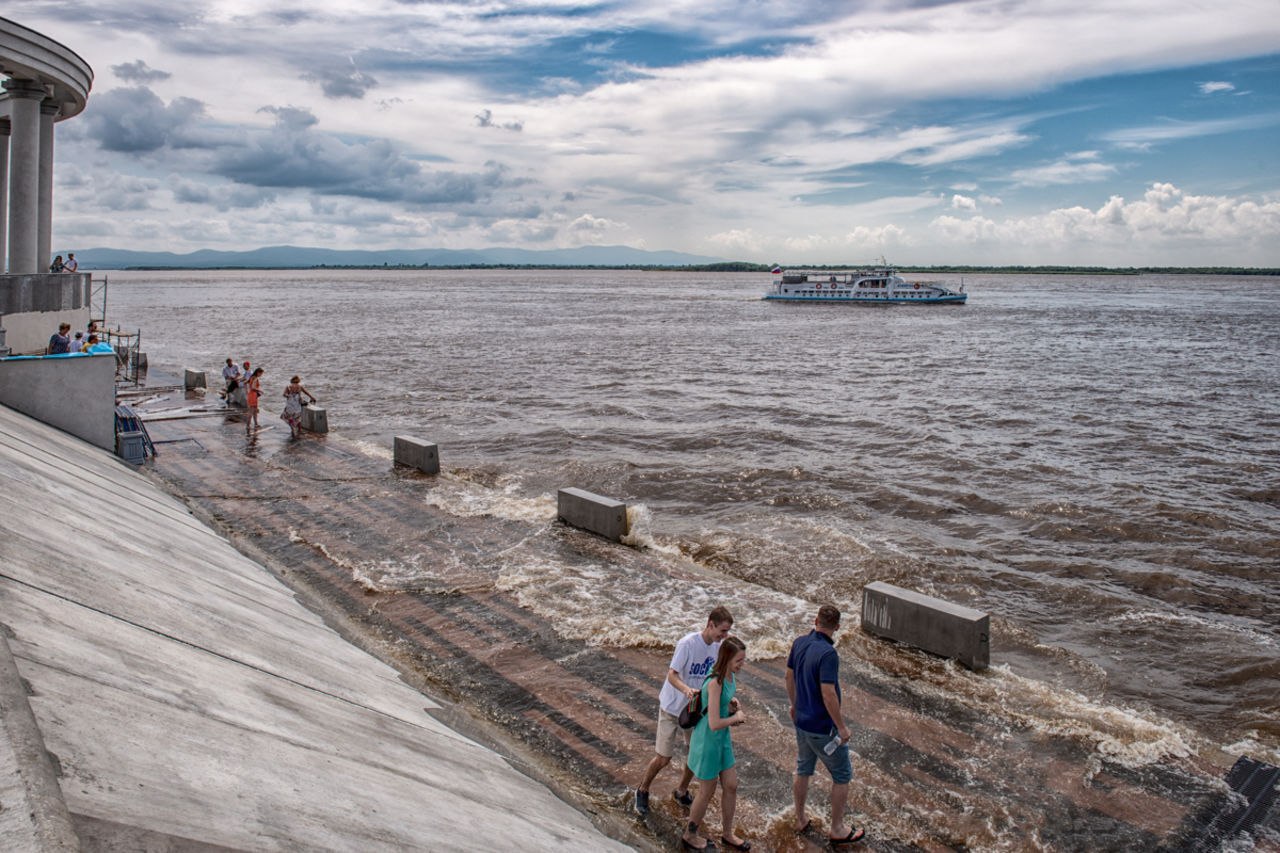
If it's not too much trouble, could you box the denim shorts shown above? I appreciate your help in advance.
[795,728,853,784]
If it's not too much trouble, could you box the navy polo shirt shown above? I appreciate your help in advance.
[787,629,841,734]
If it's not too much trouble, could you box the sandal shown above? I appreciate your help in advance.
[721,835,752,850]
[829,826,866,846]
[681,821,708,851]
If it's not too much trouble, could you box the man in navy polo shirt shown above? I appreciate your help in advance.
[786,604,865,846]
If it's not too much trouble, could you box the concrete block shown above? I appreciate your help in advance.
[301,405,328,434]
[557,487,629,542]
[393,436,438,474]
[861,581,989,670]
[184,369,207,390]
[116,431,146,464]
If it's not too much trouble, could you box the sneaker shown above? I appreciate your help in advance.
[634,789,650,816]
[673,789,694,808]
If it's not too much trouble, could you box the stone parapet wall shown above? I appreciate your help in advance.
[0,273,91,313]
[0,352,115,450]
[0,274,91,353]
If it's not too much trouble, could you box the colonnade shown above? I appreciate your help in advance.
[0,17,93,274]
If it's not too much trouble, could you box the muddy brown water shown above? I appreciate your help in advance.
[107,268,1279,851]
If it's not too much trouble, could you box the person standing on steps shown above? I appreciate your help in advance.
[245,367,264,434]
[280,375,317,439]
[680,636,750,851]
[634,605,734,816]
[787,604,865,847]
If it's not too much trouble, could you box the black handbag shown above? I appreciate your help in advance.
[678,690,704,729]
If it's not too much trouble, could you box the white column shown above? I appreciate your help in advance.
[3,79,46,274]
[38,99,60,272]
[0,117,10,272]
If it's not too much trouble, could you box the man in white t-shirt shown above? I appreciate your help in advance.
[634,605,734,816]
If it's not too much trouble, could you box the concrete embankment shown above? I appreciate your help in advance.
[0,401,634,851]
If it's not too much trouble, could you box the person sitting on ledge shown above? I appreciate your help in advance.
[64,253,78,273]
[221,358,242,400]
[49,255,64,273]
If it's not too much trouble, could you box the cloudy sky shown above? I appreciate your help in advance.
[18,0,1280,265]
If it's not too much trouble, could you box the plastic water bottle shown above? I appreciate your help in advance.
[823,733,843,755]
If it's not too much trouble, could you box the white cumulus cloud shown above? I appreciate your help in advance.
[930,182,1280,264]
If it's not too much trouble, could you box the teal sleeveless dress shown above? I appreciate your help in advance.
[686,674,737,781]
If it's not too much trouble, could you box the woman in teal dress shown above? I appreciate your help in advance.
[682,636,750,851]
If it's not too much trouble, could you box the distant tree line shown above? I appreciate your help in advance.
[122,262,1279,275]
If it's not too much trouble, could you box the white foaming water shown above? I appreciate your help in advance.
[887,658,1199,771]
[621,504,683,555]
[495,550,812,659]
[1224,733,1280,766]
[288,527,476,592]
[1110,609,1277,648]
[417,474,556,523]
[346,437,394,462]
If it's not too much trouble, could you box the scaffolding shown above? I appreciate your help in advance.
[90,273,108,328]
[108,327,144,386]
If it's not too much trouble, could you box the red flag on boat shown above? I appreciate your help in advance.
[770,265,782,274]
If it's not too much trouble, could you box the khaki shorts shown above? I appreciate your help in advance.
[655,707,692,759]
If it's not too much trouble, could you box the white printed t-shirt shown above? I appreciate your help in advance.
[658,630,721,716]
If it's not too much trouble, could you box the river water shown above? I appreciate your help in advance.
[107,268,1279,843]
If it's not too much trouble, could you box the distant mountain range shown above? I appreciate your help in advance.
[69,245,726,269]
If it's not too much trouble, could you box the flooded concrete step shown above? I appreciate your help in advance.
[139,409,1232,852]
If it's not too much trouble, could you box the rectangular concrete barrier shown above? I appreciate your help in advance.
[557,488,629,542]
[861,581,989,670]
[116,431,146,464]
[393,435,438,474]
[301,405,328,434]
[184,368,206,390]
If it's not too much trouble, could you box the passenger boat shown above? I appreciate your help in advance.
[763,263,967,304]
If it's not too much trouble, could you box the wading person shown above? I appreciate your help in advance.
[634,605,734,816]
[681,636,749,852]
[245,367,264,434]
[786,604,864,846]
[281,375,317,439]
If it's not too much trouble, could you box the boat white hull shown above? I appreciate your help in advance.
[763,293,967,304]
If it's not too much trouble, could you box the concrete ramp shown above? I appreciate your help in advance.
[0,403,631,850]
